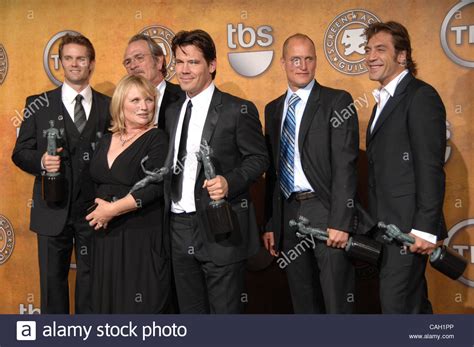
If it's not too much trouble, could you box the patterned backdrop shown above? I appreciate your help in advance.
[0,0,472,314]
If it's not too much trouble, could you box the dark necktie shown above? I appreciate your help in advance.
[279,93,301,199]
[171,100,193,202]
[74,94,87,133]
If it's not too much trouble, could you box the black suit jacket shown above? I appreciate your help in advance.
[265,80,373,251]
[157,81,184,130]
[366,73,447,238]
[12,87,111,236]
[164,87,269,266]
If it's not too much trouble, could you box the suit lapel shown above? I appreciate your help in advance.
[366,105,377,148]
[81,93,98,138]
[298,81,321,154]
[273,95,286,169]
[47,87,65,124]
[367,73,414,142]
[159,84,175,118]
[165,101,183,170]
[196,88,222,177]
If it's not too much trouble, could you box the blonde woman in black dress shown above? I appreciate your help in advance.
[86,75,170,313]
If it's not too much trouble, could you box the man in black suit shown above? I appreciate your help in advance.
[123,34,183,129]
[164,29,268,313]
[364,21,446,313]
[263,34,360,313]
[12,34,110,313]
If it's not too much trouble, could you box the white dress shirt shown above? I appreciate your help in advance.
[281,79,315,193]
[371,70,436,244]
[61,81,92,121]
[171,83,215,213]
[370,69,408,133]
[154,79,166,124]
[41,82,92,169]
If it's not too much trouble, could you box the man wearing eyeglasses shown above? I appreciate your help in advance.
[123,34,184,129]
[263,33,360,313]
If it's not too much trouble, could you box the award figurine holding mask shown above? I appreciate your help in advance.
[197,139,234,235]
[42,120,65,202]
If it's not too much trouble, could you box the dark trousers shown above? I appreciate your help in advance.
[282,195,355,314]
[375,231,432,313]
[37,217,92,314]
[170,212,245,314]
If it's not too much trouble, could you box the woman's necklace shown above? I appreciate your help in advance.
[119,131,140,147]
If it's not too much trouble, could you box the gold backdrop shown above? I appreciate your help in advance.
[0,0,472,314]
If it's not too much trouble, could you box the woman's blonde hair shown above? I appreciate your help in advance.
[109,75,157,133]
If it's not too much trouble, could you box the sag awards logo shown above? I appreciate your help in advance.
[227,23,274,77]
[440,0,474,68]
[0,43,8,85]
[324,9,381,75]
[445,218,474,287]
[43,30,82,86]
[139,25,177,81]
[0,214,15,265]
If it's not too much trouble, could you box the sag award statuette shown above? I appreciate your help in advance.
[290,216,382,265]
[379,222,468,280]
[87,156,168,221]
[197,140,234,235]
[129,156,168,194]
[42,120,65,202]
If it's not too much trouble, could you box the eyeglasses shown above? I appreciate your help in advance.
[122,53,152,68]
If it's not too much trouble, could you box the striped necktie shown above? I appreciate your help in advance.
[279,93,300,199]
[74,94,87,133]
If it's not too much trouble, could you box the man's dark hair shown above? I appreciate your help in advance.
[365,21,417,75]
[59,33,95,61]
[128,33,167,77]
[172,29,217,79]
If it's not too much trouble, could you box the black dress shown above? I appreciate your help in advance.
[89,128,170,313]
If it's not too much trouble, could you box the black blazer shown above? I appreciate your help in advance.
[157,81,184,130]
[164,87,269,266]
[366,73,447,238]
[265,80,372,251]
[12,87,111,236]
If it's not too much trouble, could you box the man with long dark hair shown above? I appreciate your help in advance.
[364,21,447,313]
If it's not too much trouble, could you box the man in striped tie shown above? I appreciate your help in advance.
[263,33,360,313]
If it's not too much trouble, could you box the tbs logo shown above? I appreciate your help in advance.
[446,218,474,287]
[227,23,274,77]
[440,0,474,68]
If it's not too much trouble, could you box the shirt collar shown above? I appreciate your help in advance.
[186,82,215,108]
[285,79,315,105]
[372,69,409,103]
[156,79,166,97]
[62,81,92,105]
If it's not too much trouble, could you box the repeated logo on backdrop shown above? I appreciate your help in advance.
[440,0,474,68]
[139,25,177,80]
[227,23,274,77]
[43,30,82,86]
[445,219,474,288]
[446,120,452,163]
[0,44,8,85]
[0,214,15,265]
[324,9,381,75]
